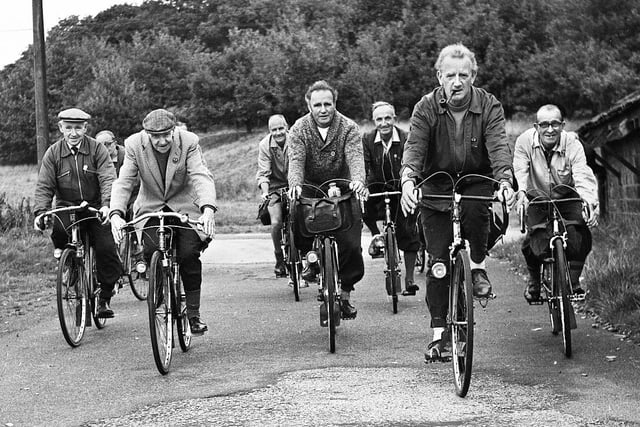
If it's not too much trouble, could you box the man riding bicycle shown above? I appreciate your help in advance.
[400,44,516,360]
[34,108,123,319]
[288,80,369,319]
[363,101,420,296]
[256,114,290,278]
[514,104,599,302]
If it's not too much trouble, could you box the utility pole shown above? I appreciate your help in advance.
[33,0,49,170]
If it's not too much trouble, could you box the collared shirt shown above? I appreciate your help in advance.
[256,133,289,191]
[514,128,598,205]
[374,127,401,155]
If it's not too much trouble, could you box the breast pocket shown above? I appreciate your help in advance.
[57,169,73,191]
[556,168,573,185]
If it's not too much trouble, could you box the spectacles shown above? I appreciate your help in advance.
[535,120,563,130]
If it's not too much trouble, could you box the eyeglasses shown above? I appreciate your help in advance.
[535,120,563,130]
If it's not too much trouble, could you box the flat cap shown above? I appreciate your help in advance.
[142,109,176,134]
[58,108,91,122]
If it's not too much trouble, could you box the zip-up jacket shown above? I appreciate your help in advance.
[34,136,116,215]
[363,126,407,188]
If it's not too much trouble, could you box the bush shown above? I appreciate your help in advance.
[0,193,33,232]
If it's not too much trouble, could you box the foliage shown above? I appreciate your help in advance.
[2,0,640,164]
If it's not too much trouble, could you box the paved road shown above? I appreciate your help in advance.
[1,234,639,426]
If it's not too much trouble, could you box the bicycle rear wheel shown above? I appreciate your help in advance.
[385,227,400,314]
[175,270,192,352]
[148,251,173,375]
[553,239,572,358]
[287,225,302,302]
[87,246,107,330]
[324,237,339,353]
[57,248,86,347]
[451,249,474,397]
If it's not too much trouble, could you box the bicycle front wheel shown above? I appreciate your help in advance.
[385,227,400,314]
[553,239,572,358]
[175,271,192,352]
[57,248,86,347]
[451,249,474,397]
[128,234,148,301]
[148,251,173,375]
[87,246,107,330]
[324,237,339,353]
[287,225,302,302]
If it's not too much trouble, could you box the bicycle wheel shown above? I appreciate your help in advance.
[544,263,561,336]
[385,226,400,314]
[324,237,339,353]
[175,269,192,352]
[450,249,474,397]
[128,235,148,301]
[553,239,572,358]
[87,246,107,330]
[57,248,86,347]
[287,225,302,302]
[148,251,173,375]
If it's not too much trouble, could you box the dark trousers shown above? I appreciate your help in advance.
[51,212,122,295]
[521,202,592,283]
[364,195,420,252]
[419,191,490,328]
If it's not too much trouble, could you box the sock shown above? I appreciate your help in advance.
[432,327,445,342]
[469,259,486,270]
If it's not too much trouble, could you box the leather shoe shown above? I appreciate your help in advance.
[274,260,287,278]
[340,300,357,319]
[97,298,114,318]
[471,269,492,298]
[189,317,208,335]
[524,278,541,303]
[302,262,320,282]
[402,280,420,296]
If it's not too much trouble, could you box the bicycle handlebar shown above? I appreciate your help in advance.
[38,201,100,217]
[123,211,203,228]
[368,190,402,198]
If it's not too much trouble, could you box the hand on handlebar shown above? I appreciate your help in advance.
[199,207,216,237]
[34,214,49,231]
[349,180,369,200]
[584,201,599,228]
[110,214,126,245]
[400,180,419,216]
[288,185,301,201]
[98,206,110,225]
[497,181,516,211]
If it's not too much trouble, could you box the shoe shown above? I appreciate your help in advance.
[302,262,320,282]
[524,278,541,303]
[471,269,492,298]
[340,300,357,319]
[274,261,287,278]
[368,234,385,258]
[424,335,452,363]
[189,317,208,335]
[402,280,420,296]
[97,299,114,318]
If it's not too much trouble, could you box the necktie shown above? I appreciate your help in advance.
[70,146,78,156]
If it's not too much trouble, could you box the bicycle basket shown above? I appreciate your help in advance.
[296,193,353,237]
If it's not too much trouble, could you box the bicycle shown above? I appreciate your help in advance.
[417,172,507,397]
[122,211,203,375]
[367,189,403,313]
[117,228,147,300]
[35,202,107,348]
[518,186,587,358]
[293,179,363,353]
[278,189,305,301]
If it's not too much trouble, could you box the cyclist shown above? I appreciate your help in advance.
[109,109,216,335]
[34,108,123,319]
[400,44,516,359]
[363,101,420,296]
[256,114,290,278]
[288,80,369,319]
[514,104,599,302]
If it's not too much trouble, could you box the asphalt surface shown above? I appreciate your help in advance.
[1,233,640,426]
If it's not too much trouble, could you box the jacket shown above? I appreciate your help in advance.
[514,128,598,205]
[288,111,365,192]
[363,126,408,188]
[256,133,288,191]
[34,136,116,215]
[402,86,514,193]
[110,128,216,240]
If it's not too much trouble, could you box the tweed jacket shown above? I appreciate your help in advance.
[402,86,514,192]
[110,128,216,238]
[34,135,116,215]
[363,126,408,188]
[288,111,365,192]
[514,128,598,205]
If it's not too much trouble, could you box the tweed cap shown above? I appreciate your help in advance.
[58,108,91,122]
[142,109,176,134]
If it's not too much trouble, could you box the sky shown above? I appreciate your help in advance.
[0,0,144,69]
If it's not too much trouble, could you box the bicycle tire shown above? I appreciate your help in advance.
[118,231,135,293]
[287,225,302,302]
[148,250,173,375]
[88,246,107,330]
[553,239,572,358]
[175,269,192,352]
[324,237,338,353]
[385,227,400,314]
[451,249,474,397]
[127,234,148,301]
[544,263,561,336]
[56,248,86,347]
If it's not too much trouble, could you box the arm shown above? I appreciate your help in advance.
[34,148,57,215]
[110,137,139,218]
[185,139,217,211]
[362,133,373,185]
[287,126,306,189]
[483,96,514,187]
[344,121,366,185]
[400,98,430,183]
[567,134,598,206]
[256,137,272,197]
[95,141,116,207]
[513,132,531,196]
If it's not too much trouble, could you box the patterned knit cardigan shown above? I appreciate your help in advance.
[287,111,366,190]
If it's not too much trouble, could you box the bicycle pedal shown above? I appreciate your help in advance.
[527,300,544,306]
[570,294,586,302]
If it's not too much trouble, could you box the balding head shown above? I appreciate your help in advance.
[268,114,288,145]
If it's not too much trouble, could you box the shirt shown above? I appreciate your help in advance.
[256,133,289,191]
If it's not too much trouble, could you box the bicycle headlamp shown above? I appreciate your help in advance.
[135,261,147,274]
[306,250,319,264]
[431,262,447,279]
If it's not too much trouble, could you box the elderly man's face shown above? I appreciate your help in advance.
[372,104,396,138]
[535,108,565,150]
[437,55,476,105]
[58,121,87,146]
[96,134,117,157]
[269,118,288,145]
[149,129,174,153]
[307,90,335,128]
